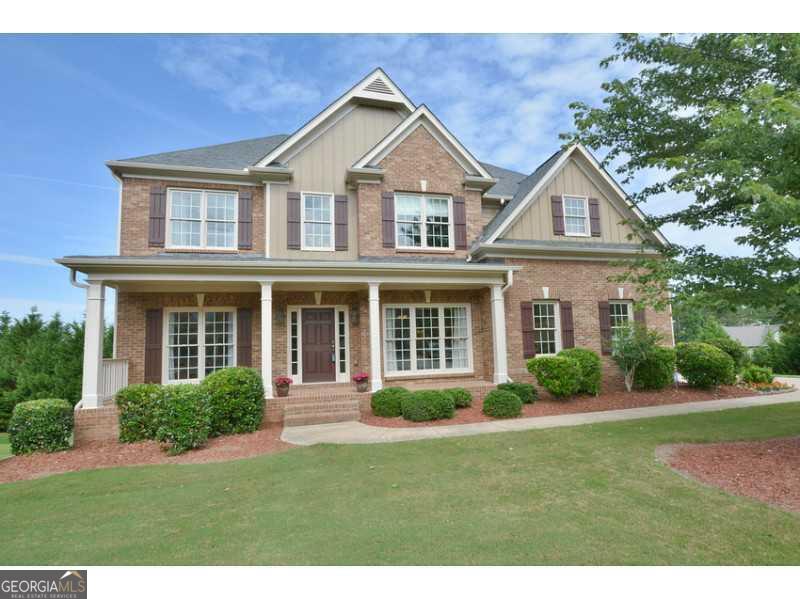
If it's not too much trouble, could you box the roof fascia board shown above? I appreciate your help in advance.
[106,160,253,178]
[255,68,416,168]
[473,241,661,261]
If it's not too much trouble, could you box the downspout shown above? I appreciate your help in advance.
[69,268,89,410]
[501,268,513,293]
[110,171,123,358]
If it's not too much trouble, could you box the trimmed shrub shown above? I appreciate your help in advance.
[676,342,736,388]
[558,348,602,395]
[634,346,676,391]
[497,382,537,404]
[116,384,164,443]
[482,389,522,418]
[527,356,581,398]
[154,384,211,455]
[371,387,410,417]
[8,399,73,455]
[705,335,749,369]
[444,387,473,408]
[740,364,774,385]
[400,390,455,422]
[201,367,265,436]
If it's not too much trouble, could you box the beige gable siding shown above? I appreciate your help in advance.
[500,158,640,243]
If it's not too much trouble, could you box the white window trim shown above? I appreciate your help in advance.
[285,305,350,384]
[532,300,562,356]
[162,307,237,384]
[165,188,239,250]
[609,300,633,331]
[394,193,455,251]
[300,191,335,252]
[382,303,473,377]
[562,194,590,238]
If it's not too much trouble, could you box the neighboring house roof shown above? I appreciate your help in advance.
[117,134,289,170]
[722,325,782,348]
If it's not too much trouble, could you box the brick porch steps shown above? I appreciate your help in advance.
[282,397,362,427]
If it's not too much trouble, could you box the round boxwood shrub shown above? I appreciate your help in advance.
[740,364,774,384]
[633,346,676,391]
[116,383,164,443]
[154,384,212,455]
[371,387,410,417]
[676,342,736,389]
[527,356,581,399]
[496,382,537,404]
[444,387,473,408]
[558,348,602,395]
[201,367,265,436]
[8,399,73,455]
[706,335,748,369]
[400,390,455,422]
[482,389,522,418]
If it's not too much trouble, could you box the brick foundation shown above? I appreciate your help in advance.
[74,407,119,446]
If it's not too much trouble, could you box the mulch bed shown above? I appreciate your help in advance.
[0,425,292,485]
[663,437,800,513]
[361,384,756,428]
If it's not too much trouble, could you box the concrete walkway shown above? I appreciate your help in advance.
[281,381,800,446]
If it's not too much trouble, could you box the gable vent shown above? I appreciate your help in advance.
[364,77,393,95]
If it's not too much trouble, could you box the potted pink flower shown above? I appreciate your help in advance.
[274,376,293,397]
[352,372,369,393]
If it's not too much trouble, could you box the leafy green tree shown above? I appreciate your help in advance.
[566,34,800,331]
[611,323,665,392]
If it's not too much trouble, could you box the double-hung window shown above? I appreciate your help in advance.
[301,192,334,251]
[532,301,561,355]
[383,304,471,375]
[395,193,452,250]
[609,301,633,342]
[165,308,235,383]
[167,189,237,249]
[562,195,589,236]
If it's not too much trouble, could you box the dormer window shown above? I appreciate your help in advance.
[395,193,452,250]
[166,188,237,250]
[562,195,590,237]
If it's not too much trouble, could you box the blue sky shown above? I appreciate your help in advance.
[0,34,743,323]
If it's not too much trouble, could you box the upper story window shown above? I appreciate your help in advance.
[167,189,237,250]
[395,193,452,250]
[563,195,589,237]
[301,192,334,251]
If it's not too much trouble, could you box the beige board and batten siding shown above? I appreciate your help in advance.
[270,104,404,259]
[501,156,640,244]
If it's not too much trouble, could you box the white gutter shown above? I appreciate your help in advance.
[502,269,514,293]
[111,171,123,255]
[69,267,89,289]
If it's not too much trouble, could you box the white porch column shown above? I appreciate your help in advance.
[81,282,105,408]
[368,282,383,392]
[260,281,273,399]
[490,284,509,384]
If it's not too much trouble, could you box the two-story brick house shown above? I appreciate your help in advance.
[58,68,672,435]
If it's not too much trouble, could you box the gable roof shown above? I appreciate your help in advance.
[480,162,528,198]
[353,105,493,180]
[481,144,668,247]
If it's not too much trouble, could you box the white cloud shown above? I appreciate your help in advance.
[0,253,58,268]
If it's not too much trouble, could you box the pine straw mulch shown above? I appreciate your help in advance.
[361,384,757,428]
[0,425,293,484]
[661,436,800,513]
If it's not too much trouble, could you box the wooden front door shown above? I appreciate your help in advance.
[301,308,336,383]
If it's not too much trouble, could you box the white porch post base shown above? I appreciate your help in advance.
[261,281,273,399]
[490,284,509,384]
[368,282,383,392]
[81,282,105,408]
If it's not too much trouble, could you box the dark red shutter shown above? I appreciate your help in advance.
[634,306,646,327]
[287,191,301,250]
[382,191,395,248]
[551,195,565,236]
[238,191,253,249]
[236,308,252,367]
[453,195,467,249]
[560,301,575,349]
[588,197,601,237]
[144,309,163,383]
[334,194,348,251]
[521,301,536,359]
[148,186,166,247]
[598,301,612,355]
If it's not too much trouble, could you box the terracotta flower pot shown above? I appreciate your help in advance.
[356,380,369,393]
[276,384,290,397]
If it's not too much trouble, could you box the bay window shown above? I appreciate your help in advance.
[384,304,472,375]
[165,308,235,383]
[395,193,452,249]
[167,189,237,249]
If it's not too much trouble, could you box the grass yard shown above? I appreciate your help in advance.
[1,404,799,565]
[0,434,9,460]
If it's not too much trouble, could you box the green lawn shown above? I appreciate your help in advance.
[1,404,799,565]
[0,434,9,460]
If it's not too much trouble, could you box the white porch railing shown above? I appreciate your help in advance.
[100,358,128,405]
